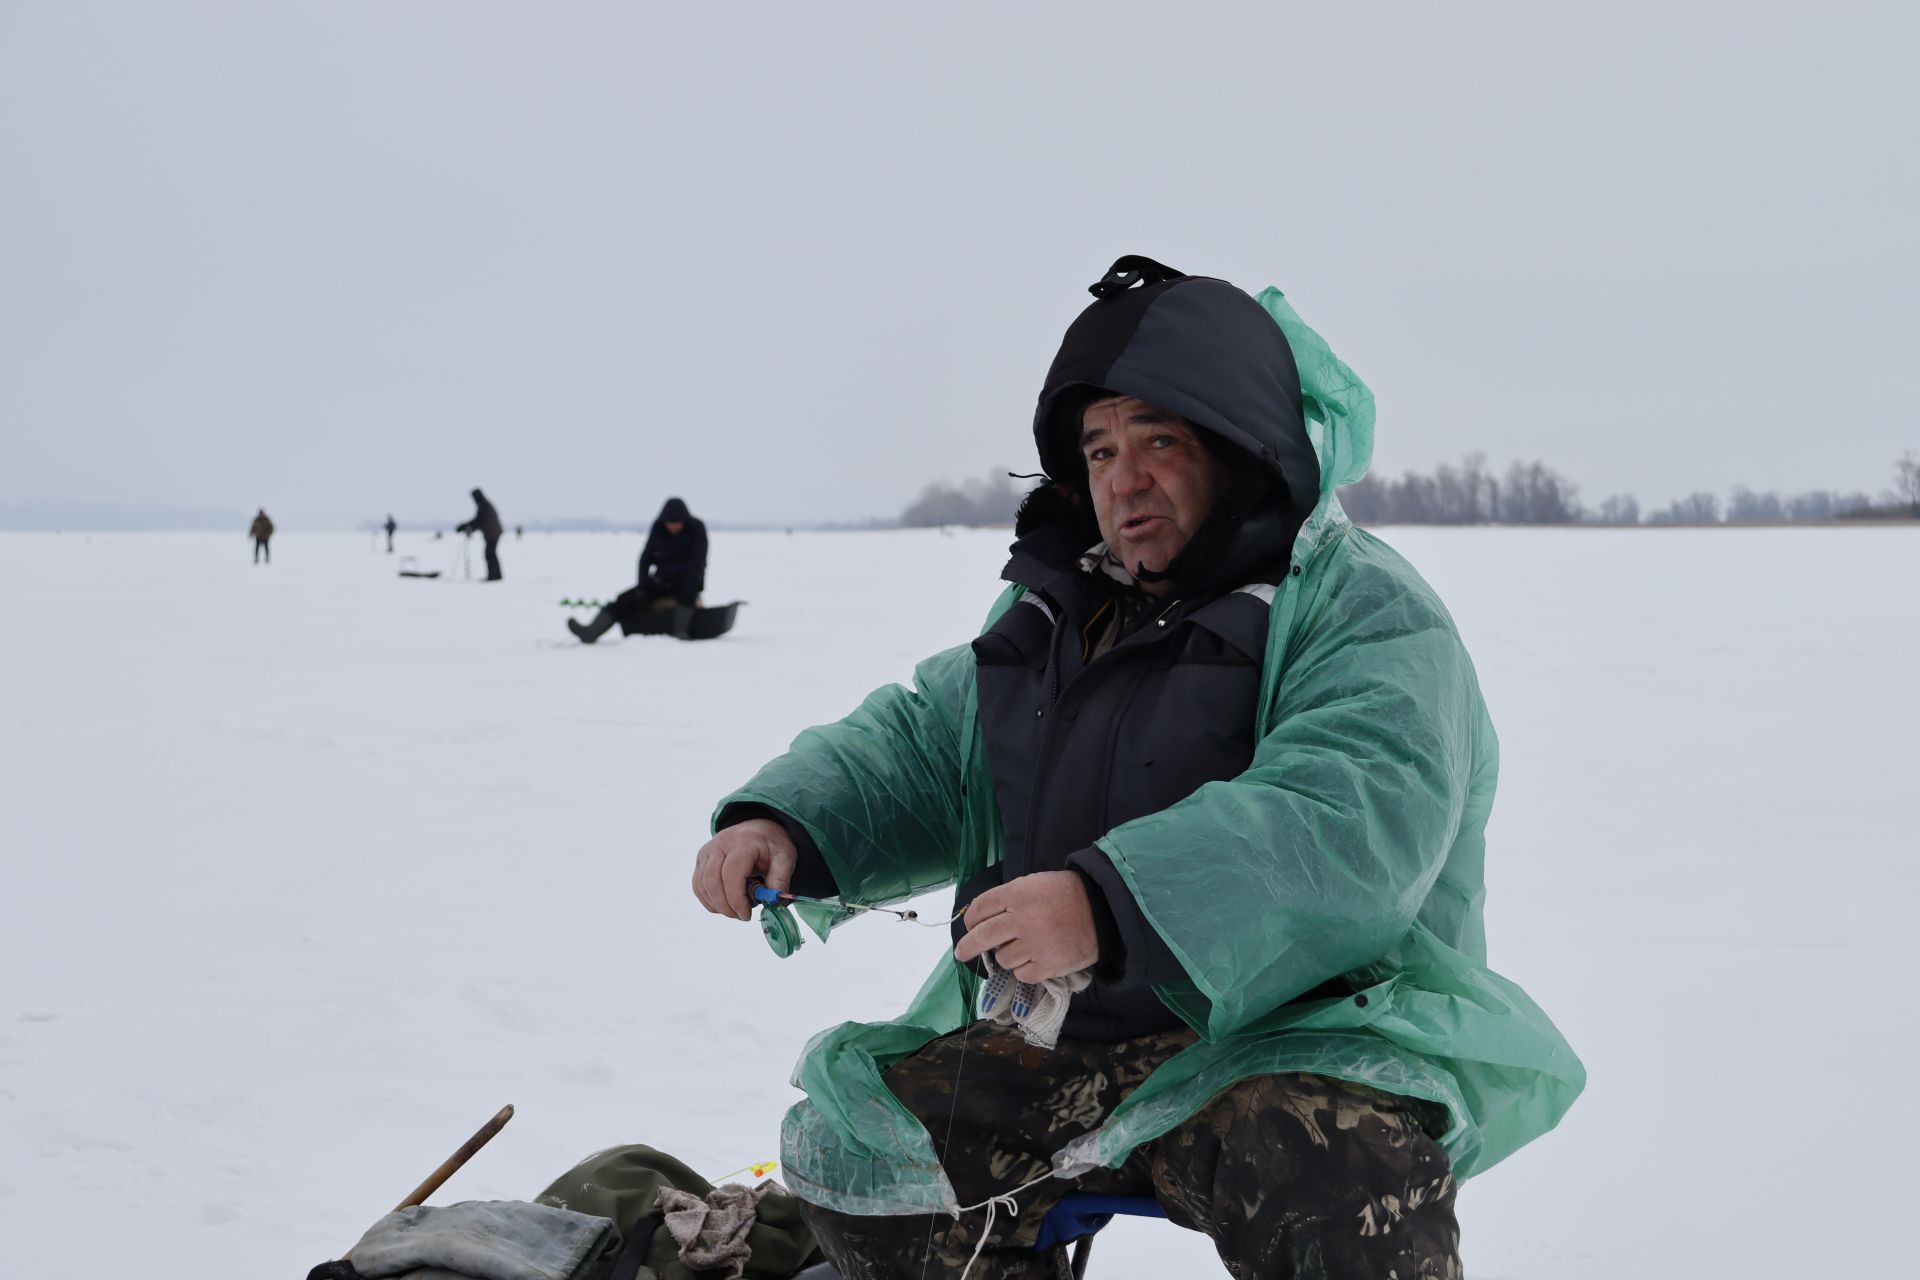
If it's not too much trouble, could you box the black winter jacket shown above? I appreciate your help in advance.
[639,497,708,601]
[457,491,503,541]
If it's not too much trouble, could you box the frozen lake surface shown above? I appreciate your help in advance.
[2,525,1914,1277]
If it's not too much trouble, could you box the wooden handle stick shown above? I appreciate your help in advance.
[392,1104,516,1211]
[339,1104,516,1265]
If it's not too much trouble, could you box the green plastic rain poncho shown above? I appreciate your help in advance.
[716,288,1585,1216]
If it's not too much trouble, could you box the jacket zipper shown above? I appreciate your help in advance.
[1020,609,1072,871]
[1019,597,1189,873]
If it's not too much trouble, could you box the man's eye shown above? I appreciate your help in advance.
[1087,447,1114,462]
[1149,434,1178,448]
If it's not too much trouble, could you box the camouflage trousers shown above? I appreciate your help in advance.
[801,1025,1460,1280]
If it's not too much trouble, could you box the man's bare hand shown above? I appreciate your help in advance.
[693,818,796,921]
[952,870,1099,983]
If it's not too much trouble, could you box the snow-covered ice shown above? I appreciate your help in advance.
[1,526,1914,1277]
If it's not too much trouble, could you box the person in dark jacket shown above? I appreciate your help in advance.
[690,259,1480,1279]
[383,513,397,553]
[455,488,504,581]
[568,497,709,643]
[249,509,274,563]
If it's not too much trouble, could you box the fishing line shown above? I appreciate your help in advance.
[920,1011,975,1280]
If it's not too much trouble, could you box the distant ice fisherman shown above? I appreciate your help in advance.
[455,488,504,581]
[249,509,274,564]
[568,497,709,643]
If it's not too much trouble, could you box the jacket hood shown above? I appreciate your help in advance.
[1034,257,1320,516]
[1016,256,1326,595]
[657,497,692,524]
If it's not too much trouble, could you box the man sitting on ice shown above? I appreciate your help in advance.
[569,497,709,643]
[691,257,1584,1279]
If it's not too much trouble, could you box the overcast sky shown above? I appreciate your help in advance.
[3,2,1915,527]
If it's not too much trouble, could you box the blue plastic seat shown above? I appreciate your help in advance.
[1034,1193,1168,1250]
[1035,1194,1167,1278]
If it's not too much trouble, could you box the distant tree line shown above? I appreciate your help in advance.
[1340,454,1583,525]
[899,452,1920,528]
[1339,450,1920,526]
[899,469,1024,527]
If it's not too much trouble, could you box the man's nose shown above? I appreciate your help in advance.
[1109,451,1154,495]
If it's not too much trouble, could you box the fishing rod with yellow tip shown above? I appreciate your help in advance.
[707,1158,780,1185]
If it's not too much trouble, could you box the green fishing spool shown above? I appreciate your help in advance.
[759,900,803,957]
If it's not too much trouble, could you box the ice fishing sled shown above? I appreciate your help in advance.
[621,600,741,641]
[561,597,743,641]
[397,555,441,580]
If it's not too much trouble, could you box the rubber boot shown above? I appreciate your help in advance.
[568,607,617,644]
[668,605,697,640]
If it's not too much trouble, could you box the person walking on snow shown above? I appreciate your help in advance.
[249,509,274,564]
[383,513,397,553]
[569,497,709,643]
[690,257,1583,1278]
[455,488,504,581]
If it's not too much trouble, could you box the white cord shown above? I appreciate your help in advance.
[953,1168,1059,1280]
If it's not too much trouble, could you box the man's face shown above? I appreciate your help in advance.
[1079,395,1230,592]
[664,521,685,535]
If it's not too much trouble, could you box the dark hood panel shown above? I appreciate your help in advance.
[1034,261,1319,522]
[1017,257,1324,594]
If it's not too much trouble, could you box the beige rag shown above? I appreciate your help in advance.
[655,1182,768,1280]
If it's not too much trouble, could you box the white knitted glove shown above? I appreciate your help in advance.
[976,954,1092,1050]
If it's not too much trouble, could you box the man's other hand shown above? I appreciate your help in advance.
[693,818,796,921]
[953,870,1098,983]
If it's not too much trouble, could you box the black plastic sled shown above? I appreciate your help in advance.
[397,555,441,580]
[619,601,742,641]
